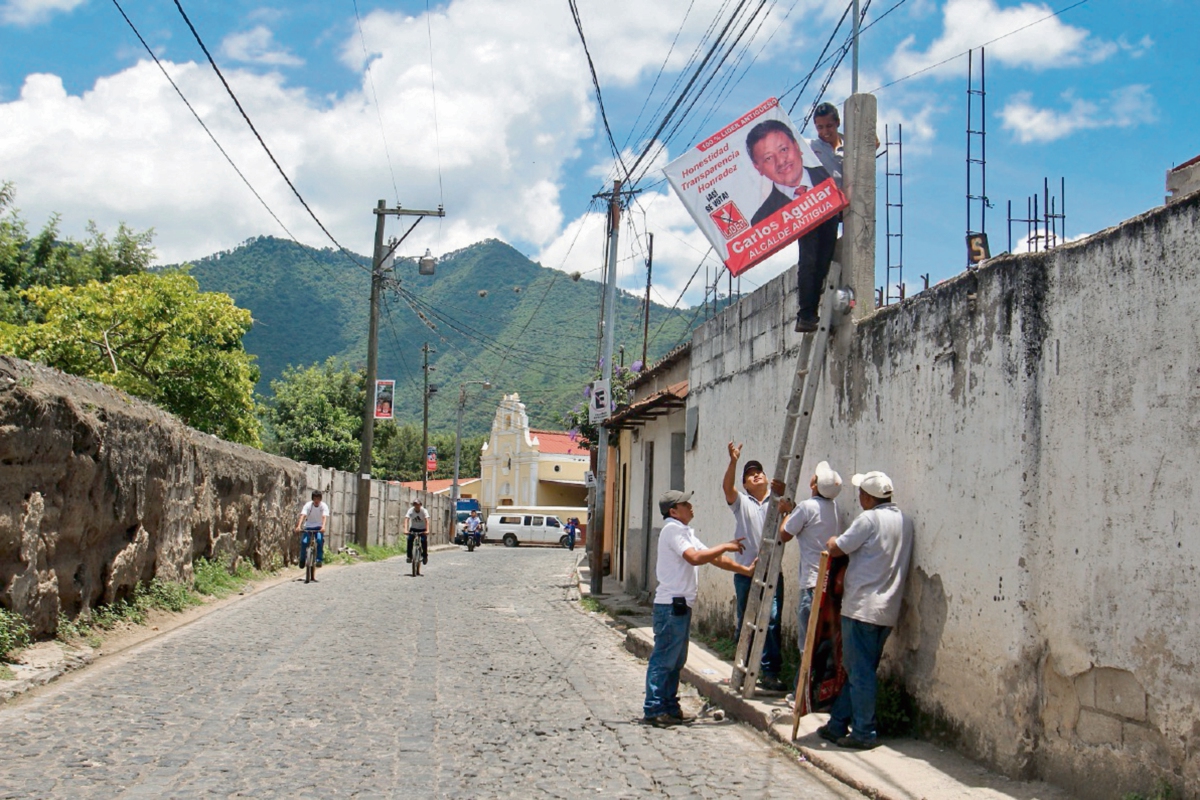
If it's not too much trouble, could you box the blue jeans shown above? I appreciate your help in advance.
[644,603,691,719]
[406,532,428,563]
[797,586,815,658]
[827,616,891,742]
[733,573,783,677]
[565,529,576,550]
[300,528,324,566]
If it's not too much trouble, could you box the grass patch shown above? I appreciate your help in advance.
[323,543,406,565]
[0,663,15,680]
[579,596,605,614]
[876,674,916,737]
[192,557,257,598]
[1123,779,1175,800]
[0,607,32,661]
[694,630,738,662]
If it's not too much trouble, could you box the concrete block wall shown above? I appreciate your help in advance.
[0,356,450,639]
[680,194,1200,799]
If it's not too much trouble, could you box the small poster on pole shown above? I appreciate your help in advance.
[426,446,438,473]
[588,379,611,424]
[663,97,848,277]
[374,380,394,419]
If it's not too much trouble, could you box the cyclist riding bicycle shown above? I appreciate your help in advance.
[405,499,429,566]
[464,509,482,548]
[296,490,329,570]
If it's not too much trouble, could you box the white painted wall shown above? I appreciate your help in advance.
[676,196,1200,799]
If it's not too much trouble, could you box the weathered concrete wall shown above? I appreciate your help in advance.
[0,357,451,638]
[681,194,1200,799]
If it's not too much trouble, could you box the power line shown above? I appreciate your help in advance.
[352,0,401,205]
[870,0,1090,94]
[568,0,630,181]
[171,0,371,275]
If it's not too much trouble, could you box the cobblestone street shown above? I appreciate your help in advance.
[0,547,860,799]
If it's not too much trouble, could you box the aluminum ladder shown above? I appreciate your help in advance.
[730,259,847,699]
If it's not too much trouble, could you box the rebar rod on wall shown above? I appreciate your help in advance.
[966,48,988,266]
[884,123,904,304]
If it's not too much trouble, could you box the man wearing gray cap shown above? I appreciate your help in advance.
[644,489,755,727]
[818,470,913,749]
[778,460,843,661]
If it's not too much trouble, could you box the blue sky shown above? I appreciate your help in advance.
[1,0,1195,307]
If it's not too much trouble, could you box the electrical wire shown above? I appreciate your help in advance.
[353,0,401,205]
[568,0,630,181]
[171,0,371,274]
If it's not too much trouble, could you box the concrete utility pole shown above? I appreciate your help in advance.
[355,200,445,547]
[591,180,622,596]
[422,341,435,492]
[843,94,877,321]
[453,380,491,503]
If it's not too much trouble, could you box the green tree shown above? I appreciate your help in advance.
[0,271,261,445]
[262,358,365,470]
[372,422,486,483]
[0,181,154,324]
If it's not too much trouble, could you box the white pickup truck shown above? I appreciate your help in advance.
[486,512,567,548]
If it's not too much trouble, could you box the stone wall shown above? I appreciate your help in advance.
[0,356,451,638]
[680,192,1200,799]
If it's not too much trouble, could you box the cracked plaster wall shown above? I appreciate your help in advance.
[681,193,1200,799]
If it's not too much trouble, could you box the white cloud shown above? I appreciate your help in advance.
[1000,84,1157,144]
[0,0,85,26]
[0,0,813,306]
[888,0,1104,81]
[220,26,304,67]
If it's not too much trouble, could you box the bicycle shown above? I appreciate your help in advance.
[410,532,424,577]
[301,526,320,584]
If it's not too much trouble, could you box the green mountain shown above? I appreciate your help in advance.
[183,236,698,436]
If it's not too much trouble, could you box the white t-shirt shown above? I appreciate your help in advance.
[834,503,914,627]
[406,506,429,531]
[783,496,841,589]
[300,501,328,529]
[728,491,769,567]
[465,515,481,532]
[654,517,706,606]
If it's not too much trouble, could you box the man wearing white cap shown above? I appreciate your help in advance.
[644,489,755,727]
[818,470,913,749]
[778,460,843,660]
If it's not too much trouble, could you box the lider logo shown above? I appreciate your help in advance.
[710,201,750,240]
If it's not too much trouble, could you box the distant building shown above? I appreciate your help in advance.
[479,393,589,509]
[397,477,481,499]
[1166,153,1200,203]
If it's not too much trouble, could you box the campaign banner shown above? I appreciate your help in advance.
[663,98,848,277]
[426,446,438,473]
[374,380,394,419]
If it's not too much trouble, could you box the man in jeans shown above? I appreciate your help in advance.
[644,489,755,727]
[723,442,788,692]
[818,471,913,749]
[405,500,429,565]
[295,490,328,569]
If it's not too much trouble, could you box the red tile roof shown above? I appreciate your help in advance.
[530,429,590,455]
[397,478,479,494]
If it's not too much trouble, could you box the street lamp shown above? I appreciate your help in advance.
[453,380,492,504]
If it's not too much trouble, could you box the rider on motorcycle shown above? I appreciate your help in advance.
[464,510,483,549]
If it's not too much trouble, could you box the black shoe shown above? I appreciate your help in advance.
[665,711,695,725]
[837,735,880,750]
[643,714,676,728]
[795,313,819,333]
[816,724,845,744]
[757,674,788,692]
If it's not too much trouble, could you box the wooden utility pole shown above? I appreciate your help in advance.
[355,200,445,547]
